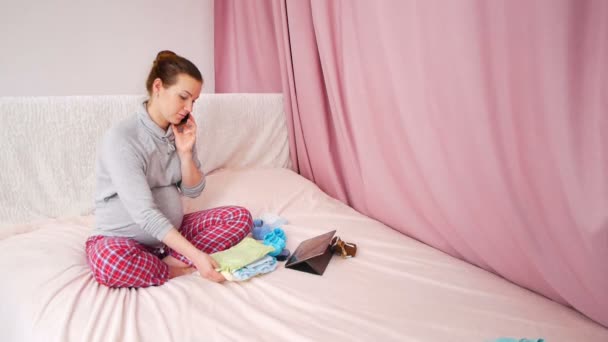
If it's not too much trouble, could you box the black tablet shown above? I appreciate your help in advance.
[285,230,336,275]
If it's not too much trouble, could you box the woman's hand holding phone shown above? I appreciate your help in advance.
[172,114,196,156]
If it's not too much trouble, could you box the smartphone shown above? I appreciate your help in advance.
[176,113,190,133]
[179,113,190,126]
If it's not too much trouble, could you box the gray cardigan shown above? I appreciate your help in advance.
[92,103,205,246]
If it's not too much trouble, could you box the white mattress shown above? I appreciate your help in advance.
[0,168,606,342]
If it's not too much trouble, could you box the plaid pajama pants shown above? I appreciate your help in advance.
[85,206,253,288]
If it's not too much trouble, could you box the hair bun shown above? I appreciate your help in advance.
[146,50,202,95]
[155,50,177,63]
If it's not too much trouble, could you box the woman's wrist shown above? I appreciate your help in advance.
[162,228,202,261]
[178,150,193,161]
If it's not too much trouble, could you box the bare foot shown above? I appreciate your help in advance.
[167,265,196,279]
[163,256,195,279]
[162,255,190,268]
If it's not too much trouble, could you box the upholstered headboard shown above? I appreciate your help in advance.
[0,94,290,226]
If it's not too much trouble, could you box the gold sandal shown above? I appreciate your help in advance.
[330,236,357,258]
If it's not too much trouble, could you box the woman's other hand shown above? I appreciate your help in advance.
[192,251,226,283]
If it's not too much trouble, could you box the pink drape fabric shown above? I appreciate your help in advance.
[215,0,608,327]
[214,0,282,93]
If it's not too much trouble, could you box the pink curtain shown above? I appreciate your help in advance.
[215,0,608,327]
[214,0,282,93]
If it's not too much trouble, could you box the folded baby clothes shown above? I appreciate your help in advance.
[263,228,286,257]
[221,256,278,281]
[252,213,288,240]
[260,213,288,227]
[252,220,273,240]
[211,237,275,273]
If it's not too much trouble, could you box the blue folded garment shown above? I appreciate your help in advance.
[231,256,278,281]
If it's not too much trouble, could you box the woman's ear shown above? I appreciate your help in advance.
[152,78,163,96]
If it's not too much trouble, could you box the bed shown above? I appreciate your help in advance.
[1,95,606,341]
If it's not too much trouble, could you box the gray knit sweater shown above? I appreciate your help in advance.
[92,103,205,246]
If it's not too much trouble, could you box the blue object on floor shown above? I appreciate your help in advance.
[263,228,287,256]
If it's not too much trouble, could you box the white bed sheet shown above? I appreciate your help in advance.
[0,168,606,342]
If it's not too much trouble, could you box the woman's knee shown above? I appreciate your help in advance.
[86,237,167,288]
[230,206,253,234]
[87,237,130,286]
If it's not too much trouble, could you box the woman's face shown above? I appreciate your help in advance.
[156,73,202,126]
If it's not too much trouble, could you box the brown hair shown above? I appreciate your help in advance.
[145,50,203,95]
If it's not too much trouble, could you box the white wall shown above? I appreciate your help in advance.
[0,0,214,96]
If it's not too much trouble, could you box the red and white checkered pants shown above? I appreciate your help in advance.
[85,206,252,288]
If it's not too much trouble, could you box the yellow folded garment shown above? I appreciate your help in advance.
[210,237,275,273]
